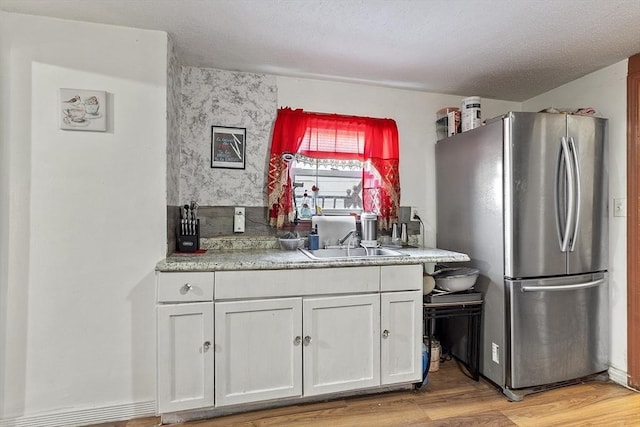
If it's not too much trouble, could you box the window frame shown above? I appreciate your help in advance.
[290,159,365,218]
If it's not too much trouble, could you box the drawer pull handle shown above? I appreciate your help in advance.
[294,336,302,345]
[303,336,312,346]
[182,283,193,292]
[203,341,211,351]
[382,329,390,338]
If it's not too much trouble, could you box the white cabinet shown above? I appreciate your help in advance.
[157,271,214,303]
[157,272,215,413]
[379,264,422,385]
[380,290,422,385]
[157,302,214,413]
[156,264,422,416]
[214,298,302,406]
[214,294,380,405]
[214,266,379,299]
[303,294,381,396]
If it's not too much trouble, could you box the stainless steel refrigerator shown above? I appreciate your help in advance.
[436,112,608,400]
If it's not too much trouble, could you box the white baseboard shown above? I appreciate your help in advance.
[0,400,156,427]
[608,365,628,387]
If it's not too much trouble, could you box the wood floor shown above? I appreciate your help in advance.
[92,360,640,427]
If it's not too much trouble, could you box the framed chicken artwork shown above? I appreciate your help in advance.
[59,88,107,131]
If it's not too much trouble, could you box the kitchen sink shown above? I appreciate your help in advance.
[299,247,408,260]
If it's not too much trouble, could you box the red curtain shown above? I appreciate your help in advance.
[267,107,400,228]
[267,108,308,228]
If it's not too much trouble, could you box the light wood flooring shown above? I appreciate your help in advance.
[90,360,640,426]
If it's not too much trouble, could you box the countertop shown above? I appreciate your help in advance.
[156,246,470,272]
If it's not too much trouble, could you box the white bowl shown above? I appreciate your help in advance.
[279,238,303,250]
[432,267,479,292]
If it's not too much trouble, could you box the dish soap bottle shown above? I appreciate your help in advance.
[308,225,319,250]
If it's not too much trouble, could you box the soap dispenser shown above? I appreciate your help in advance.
[308,225,319,250]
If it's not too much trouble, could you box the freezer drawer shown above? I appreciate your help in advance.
[505,272,608,389]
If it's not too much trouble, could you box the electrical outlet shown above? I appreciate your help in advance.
[614,198,626,217]
[492,342,500,364]
[410,207,420,221]
[234,207,245,233]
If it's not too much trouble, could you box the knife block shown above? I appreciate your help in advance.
[177,219,200,252]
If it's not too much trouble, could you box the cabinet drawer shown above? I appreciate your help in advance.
[215,267,380,299]
[157,272,214,302]
[380,265,422,291]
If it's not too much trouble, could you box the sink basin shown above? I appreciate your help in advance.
[299,247,408,260]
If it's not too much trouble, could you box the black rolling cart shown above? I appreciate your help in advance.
[422,291,483,383]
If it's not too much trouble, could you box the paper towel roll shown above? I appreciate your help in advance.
[312,216,356,247]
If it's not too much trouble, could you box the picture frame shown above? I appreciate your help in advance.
[211,126,246,169]
[59,88,107,132]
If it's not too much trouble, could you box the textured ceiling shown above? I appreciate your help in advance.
[2,0,640,101]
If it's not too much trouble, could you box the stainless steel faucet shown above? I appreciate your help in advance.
[338,230,358,247]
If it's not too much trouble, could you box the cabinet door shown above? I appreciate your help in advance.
[215,298,302,406]
[380,291,422,385]
[303,294,380,396]
[157,302,214,413]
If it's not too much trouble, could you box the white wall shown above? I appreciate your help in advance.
[0,12,167,426]
[277,77,520,246]
[523,60,628,382]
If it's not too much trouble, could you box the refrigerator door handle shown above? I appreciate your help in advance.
[521,278,605,292]
[568,136,581,252]
[556,136,576,252]
[555,140,566,250]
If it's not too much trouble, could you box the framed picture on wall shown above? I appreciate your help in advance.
[211,126,246,169]
[59,88,107,131]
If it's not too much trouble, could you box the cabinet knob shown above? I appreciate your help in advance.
[303,336,312,346]
[382,329,390,338]
[182,283,193,292]
[203,341,211,351]
[294,336,302,345]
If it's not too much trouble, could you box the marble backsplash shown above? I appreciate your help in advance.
[166,35,182,253]
[179,67,277,206]
[167,204,421,255]
[166,35,181,207]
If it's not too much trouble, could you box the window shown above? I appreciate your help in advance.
[291,156,365,218]
[267,108,400,229]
